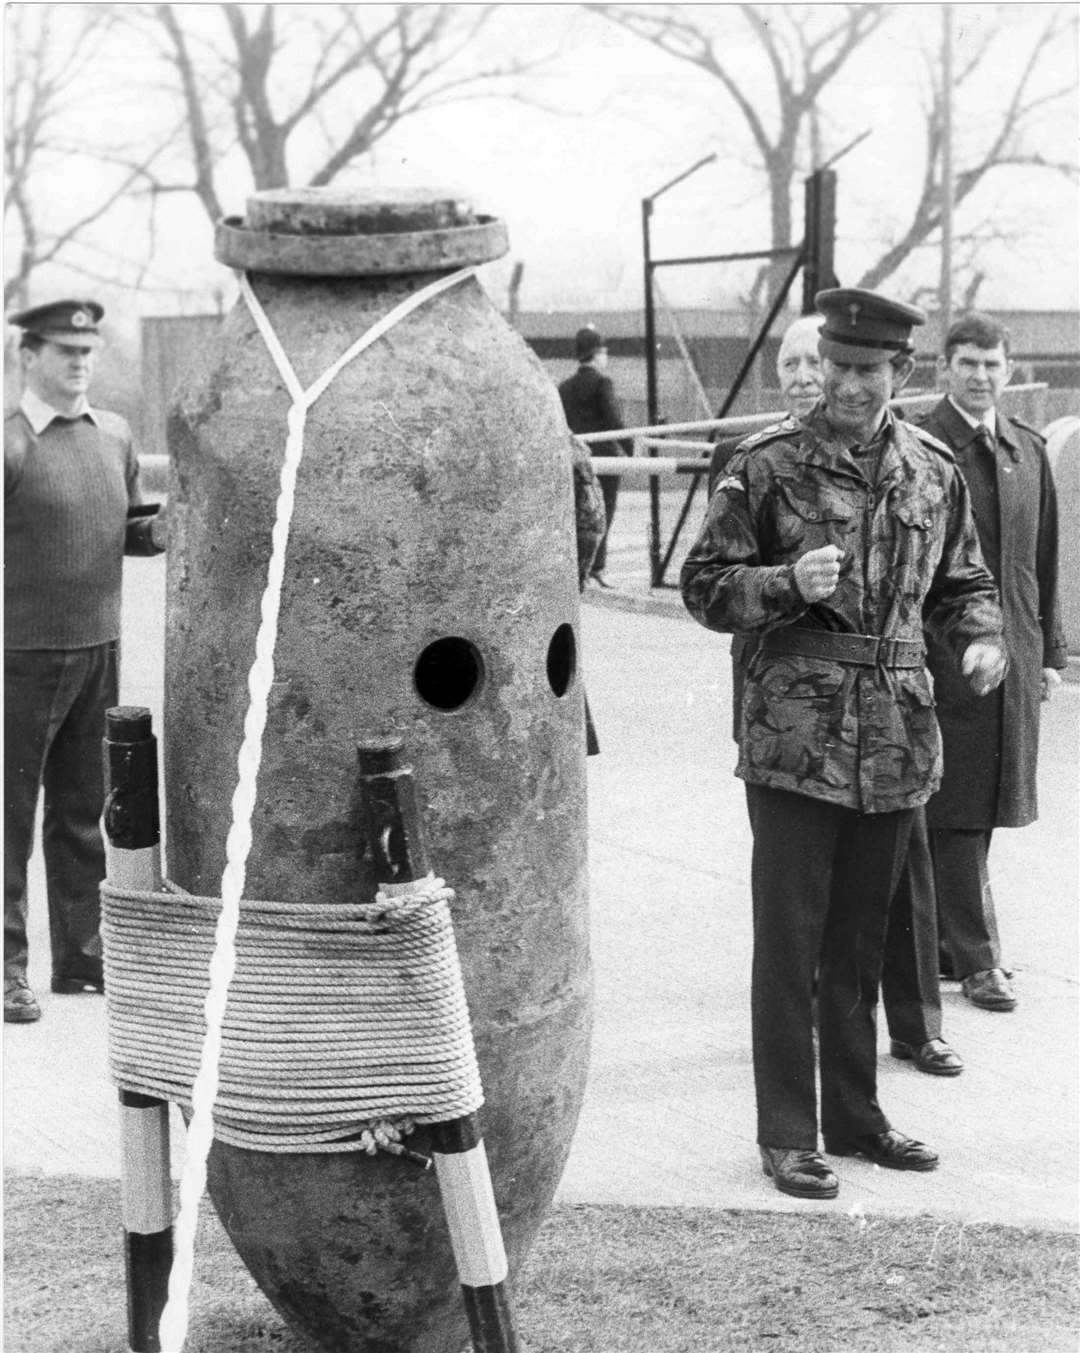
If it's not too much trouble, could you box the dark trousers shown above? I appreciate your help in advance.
[592,475,619,574]
[881,807,943,1045]
[4,643,117,982]
[732,648,941,1049]
[928,826,999,978]
[745,783,914,1149]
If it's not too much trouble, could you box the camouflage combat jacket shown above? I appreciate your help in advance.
[680,404,1004,813]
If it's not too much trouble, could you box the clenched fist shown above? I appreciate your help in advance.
[793,544,844,603]
[961,639,1007,696]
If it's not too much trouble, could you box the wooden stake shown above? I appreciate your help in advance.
[358,739,519,1353]
[103,707,173,1353]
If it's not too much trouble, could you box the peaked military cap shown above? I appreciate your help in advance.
[7,298,104,345]
[815,287,925,365]
[575,325,605,361]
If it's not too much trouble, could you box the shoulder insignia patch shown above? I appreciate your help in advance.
[714,475,746,494]
[736,416,800,452]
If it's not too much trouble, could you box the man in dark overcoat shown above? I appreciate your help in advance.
[558,325,631,587]
[918,312,1068,1013]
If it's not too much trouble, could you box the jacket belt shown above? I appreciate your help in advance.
[759,627,925,669]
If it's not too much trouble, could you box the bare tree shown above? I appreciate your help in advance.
[592,2,1077,302]
[124,4,553,226]
[589,3,889,300]
[4,6,157,307]
[855,5,1079,292]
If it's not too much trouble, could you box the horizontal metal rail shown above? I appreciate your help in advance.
[590,457,715,478]
[586,383,1050,480]
[640,438,714,452]
[136,387,1047,482]
[578,384,1048,449]
[652,246,803,269]
[576,414,777,443]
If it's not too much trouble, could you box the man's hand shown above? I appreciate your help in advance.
[1041,667,1062,703]
[793,544,843,603]
[961,639,1007,696]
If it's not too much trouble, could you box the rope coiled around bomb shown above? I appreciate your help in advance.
[101,874,483,1153]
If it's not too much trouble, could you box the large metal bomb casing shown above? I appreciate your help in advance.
[164,188,591,1351]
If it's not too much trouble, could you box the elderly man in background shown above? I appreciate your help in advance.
[4,299,166,1024]
[682,288,1005,1200]
[917,313,1068,1013]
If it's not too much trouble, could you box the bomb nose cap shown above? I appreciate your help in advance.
[215,185,508,275]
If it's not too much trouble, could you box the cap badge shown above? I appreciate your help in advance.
[846,302,861,327]
[71,309,89,328]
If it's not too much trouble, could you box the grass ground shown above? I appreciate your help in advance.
[4,1175,1077,1352]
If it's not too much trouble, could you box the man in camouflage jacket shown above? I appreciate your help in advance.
[681,289,1005,1201]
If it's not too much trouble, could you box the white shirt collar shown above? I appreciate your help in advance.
[20,388,97,435]
[947,395,996,436]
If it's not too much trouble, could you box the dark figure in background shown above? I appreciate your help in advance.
[4,300,166,1024]
[917,313,1067,1013]
[558,325,632,588]
[569,434,606,754]
[682,288,1006,1201]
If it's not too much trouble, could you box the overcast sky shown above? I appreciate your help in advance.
[387,3,1080,316]
[13,3,1080,329]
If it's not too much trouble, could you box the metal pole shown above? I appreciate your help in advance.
[652,245,802,269]
[640,152,717,588]
[717,247,805,421]
[357,739,519,1353]
[578,414,786,442]
[940,2,955,336]
[644,245,807,587]
[642,199,659,428]
[103,707,173,1353]
[642,196,662,587]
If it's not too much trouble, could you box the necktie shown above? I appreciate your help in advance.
[973,424,996,455]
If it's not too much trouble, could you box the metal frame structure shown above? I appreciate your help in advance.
[640,167,838,587]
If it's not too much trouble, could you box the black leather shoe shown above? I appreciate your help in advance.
[51,959,104,995]
[759,1146,839,1199]
[824,1128,939,1171]
[890,1038,964,1077]
[961,968,1016,1011]
[4,975,41,1023]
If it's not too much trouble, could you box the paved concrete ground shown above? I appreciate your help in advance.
[4,517,1079,1236]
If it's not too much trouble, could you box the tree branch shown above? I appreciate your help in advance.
[157,4,225,219]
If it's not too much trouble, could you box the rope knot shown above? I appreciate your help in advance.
[370,873,455,922]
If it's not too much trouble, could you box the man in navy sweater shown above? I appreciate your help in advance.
[4,299,166,1023]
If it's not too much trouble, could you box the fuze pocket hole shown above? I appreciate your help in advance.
[546,623,576,697]
[414,637,484,711]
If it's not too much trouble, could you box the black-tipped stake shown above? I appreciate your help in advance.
[103,707,173,1353]
[358,739,520,1353]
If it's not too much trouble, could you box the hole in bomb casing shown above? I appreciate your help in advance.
[546,623,577,697]
[414,636,484,711]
